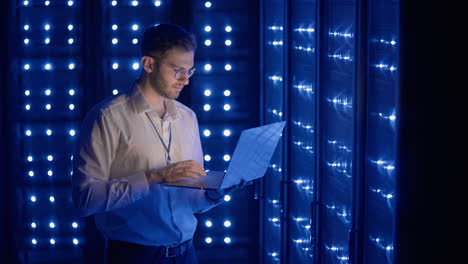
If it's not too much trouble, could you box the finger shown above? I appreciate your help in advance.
[183,161,204,174]
[178,167,201,179]
[182,171,200,179]
[188,160,204,170]
[185,166,206,177]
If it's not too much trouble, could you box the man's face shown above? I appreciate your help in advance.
[149,47,194,100]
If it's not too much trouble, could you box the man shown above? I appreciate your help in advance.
[72,23,240,264]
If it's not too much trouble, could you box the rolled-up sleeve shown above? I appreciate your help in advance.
[72,108,149,217]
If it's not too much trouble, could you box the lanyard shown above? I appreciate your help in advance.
[145,112,172,165]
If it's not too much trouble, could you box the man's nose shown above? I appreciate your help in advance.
[179,75,189,85]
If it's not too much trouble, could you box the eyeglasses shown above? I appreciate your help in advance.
[148,55,196,80]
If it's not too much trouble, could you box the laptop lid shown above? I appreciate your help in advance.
[220,121,286,189]
[163,121,286,190]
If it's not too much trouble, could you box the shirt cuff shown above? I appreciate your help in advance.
[127,171,150,197]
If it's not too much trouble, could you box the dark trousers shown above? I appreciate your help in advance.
[107,239,198,264]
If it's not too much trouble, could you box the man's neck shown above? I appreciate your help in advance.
[136,79,166,118]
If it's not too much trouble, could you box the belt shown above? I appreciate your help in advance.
[108,239,192,259]
[161,239,192,258]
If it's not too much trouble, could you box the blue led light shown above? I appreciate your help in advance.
[205,220,213,227]
[154,1,162,7]
[329,31,353,38]
[23,64,30,70]
[223,104,231,111]
[269,26,283,31]
[68,24,74,31]
[45,89,51,96]
[68,0,74,6]
[69,89,75,96]
[23,24,29,30]
[111,1,117,6]
[132,38,138,44]
[269,75,283,82]
[112,24,118,31]
[30,195,37,202]
[131,0,139,6]
[47,155,53,161]
[225,39,232,46]
[225,26,232,32]
[205,1,212,8]
[49,222,56,229]
[23,1,29,6]
[328,53,353,61]
[204,155,211,161]
[205,237,213,244]
[44,24,51,31]
[69,63,76,70]
[24,38,30,45]
[204,64,212,72]
[31,222,37,228]
[223,90,231,96]
[294,46,314,53]
[223,154,231,161]
[28,171,34,177]
[112,62,119,69]
[44,63,52,70]
[72,222,78,228]
[44,37,51,44]
[204,25,212,32]
[25,104,31,110]
[45,104,52,110]
[113,89,119,95]
[69,104,75,110]
[224,237,232,244]
[224,195,231,201]
[25,130,32,136]
[50,238,56,245]
[68,38,74,45]
[31,238,37,245]
[45,1,51,6]
[73,238,79,245]
[203,89,211,96]
[295,27,315,33]
[223,129,231,137]
[132,24,139,31]
[224,64,232,71]
[49,196,55,203]
[47,170,53,176]
[203,129,211,137]
[204,39,212,46]
[132,62,140,70]
[27,156,33,162]
[223,220,231,227]
[203,104,211,111]
[294,84,313,92]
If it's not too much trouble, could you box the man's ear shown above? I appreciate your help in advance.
[141,56,155,73]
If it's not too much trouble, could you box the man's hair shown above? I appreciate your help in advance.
[140,23,197,59]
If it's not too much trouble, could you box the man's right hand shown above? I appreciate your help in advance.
[145,160,206,184]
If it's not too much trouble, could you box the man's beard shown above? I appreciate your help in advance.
[149,70,179,100]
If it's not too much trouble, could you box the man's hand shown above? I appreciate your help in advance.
[145,160,206,184]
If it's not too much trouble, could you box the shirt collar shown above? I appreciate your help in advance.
[129,84,181,120]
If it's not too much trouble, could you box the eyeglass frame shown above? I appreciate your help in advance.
[147,55,196,80]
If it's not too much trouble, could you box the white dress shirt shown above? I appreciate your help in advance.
[72,84,220,246]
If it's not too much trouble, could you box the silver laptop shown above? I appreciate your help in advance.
[163,121,286,190]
